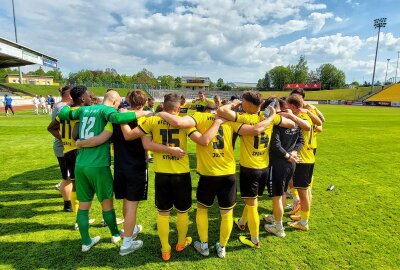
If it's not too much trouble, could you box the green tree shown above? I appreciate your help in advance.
[158,75,175,89]
[46,69,63,82]
[0,68,19,82]
[263,72,271,90]
[217,78,224,88]
[220,84,232,91]
[209,80,215,89]
[318,64,346,90]
[257,78,265,90]
[269,66,291,90]
[135,69,158,87]
[28,67,46,76]
[174,77,182,88]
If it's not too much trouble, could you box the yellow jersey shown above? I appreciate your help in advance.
[56,107,79,154]
[297,112,315,163]
[236,112,282,169]
[190,112,242,176]
[139,115,190,174]
[309,108,319,149]
[192,99,214,112]
[179,102,191,116]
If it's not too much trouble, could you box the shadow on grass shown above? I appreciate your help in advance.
[0,222,74,236]
[2,165,62,192]
[0,232,210,270]
[0,201,61,219]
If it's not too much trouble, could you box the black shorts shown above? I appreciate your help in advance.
[155,172,191,212]
[114,166,148,202]
[239,166,269,198]
[5,105,12,111]
[293,163,314,189]
[267,160,295,197]
[65,150,77,180]
[57,156,68,180]
[197,174,236,210]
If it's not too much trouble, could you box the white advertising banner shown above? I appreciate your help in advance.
[0,42,22,59]
[22,50,43,65]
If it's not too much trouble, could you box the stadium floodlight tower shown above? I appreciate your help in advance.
[370,18,387,92]
[384,58,390,84]
[11,0,23,84]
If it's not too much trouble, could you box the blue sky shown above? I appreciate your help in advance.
[0,0,399,84]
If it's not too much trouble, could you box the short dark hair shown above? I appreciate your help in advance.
[242,90,263,106]
[290,88,305,98]
[59,86,71,97]
[198,90,205,95]
[70,85,87,104]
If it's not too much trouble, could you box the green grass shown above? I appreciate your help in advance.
[0,83,147,98]
[260,87,370,101]
[0,106,399,269]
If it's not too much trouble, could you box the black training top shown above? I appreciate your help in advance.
[269,121,304,161]
[112,120,146,170]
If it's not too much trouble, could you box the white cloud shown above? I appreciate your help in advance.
[308,12,334,34]
[335,16,343,22]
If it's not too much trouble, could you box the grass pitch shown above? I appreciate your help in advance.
[0,105,399,269]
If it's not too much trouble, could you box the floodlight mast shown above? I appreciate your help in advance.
[395,51,399,83]
[371,18,387,92]
[11,0,23,84]
[384,59,390,84]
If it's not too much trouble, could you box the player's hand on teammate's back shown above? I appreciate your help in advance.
[215,116,227,124]
[169,147,185,158]
[119,108,127,112]
[75,139,82,149]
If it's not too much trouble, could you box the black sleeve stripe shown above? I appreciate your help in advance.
[189,116,197,126]
[277,115,282,126]
[234,112,238,122]
[237,123,244,134]
[138,126,148,134]
[68,110,73,120]
[188,130,197,137]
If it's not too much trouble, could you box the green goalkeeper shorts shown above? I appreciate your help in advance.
[75,166,114,202]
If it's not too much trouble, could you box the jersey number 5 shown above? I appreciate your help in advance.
[213,127,224,149]
[253,132,269,149]
[80,117,96,139]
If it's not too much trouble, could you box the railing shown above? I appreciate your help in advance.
[147,89,244,101]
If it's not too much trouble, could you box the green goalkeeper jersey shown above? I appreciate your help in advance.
[58,104,136,167]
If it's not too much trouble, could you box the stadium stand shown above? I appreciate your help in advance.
[366,83,400,102]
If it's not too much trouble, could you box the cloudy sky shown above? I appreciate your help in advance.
[1,0,400,84]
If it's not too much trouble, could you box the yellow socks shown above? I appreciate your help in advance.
[176,212,189,246]
[196,207,208,243]
[300,210,310,221]
[291,188,299,199]
[240,204,248,224]
[247,205,259,241]
[70,191,79,214]
[219,211,233,247]
[157,214,171,252]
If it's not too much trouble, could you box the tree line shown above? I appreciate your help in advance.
[2,57,350,91]
[257,56,347,90]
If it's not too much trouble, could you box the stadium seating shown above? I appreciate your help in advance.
[366,83,400,102]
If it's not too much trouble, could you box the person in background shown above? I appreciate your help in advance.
[3,94,14,116]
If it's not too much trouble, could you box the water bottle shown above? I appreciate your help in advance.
[264,100,275,118]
